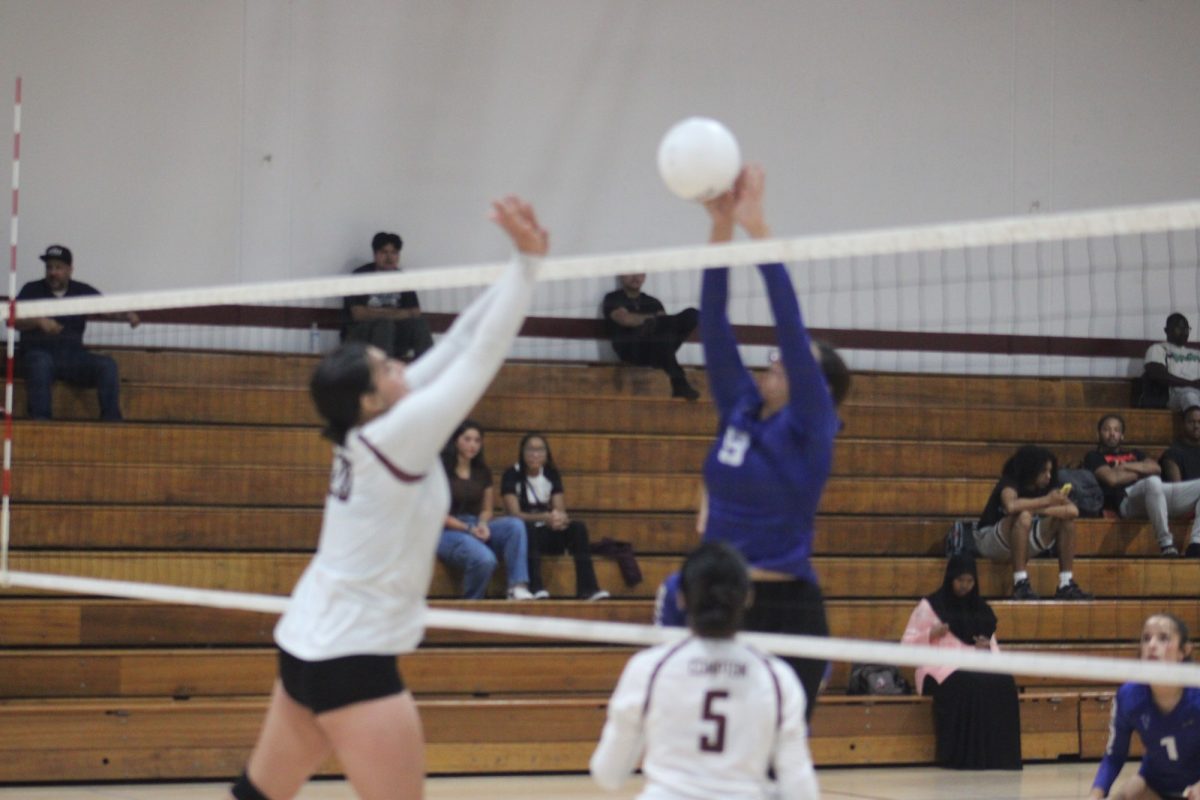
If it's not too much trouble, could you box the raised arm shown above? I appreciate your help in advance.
[758,262,832,426]
[700,268,757,414]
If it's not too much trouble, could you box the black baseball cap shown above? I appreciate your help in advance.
[371,232,403,253]
[39,244,73,265]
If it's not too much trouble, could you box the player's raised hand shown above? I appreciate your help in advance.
[490,195,549,256]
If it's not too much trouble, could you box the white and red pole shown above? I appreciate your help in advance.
[2,76,21,580]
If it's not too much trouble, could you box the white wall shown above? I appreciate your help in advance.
[1,0,1198,374]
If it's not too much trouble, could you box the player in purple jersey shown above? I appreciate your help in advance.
[1090,614,1200,800]
[693,164,850,718]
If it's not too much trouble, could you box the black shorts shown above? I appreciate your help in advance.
[743,579,829,721]
[277,648,406,714]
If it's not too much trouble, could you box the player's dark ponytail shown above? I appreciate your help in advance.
[311,341,374,446]
[814,339,850,408]
[680,542,751,638]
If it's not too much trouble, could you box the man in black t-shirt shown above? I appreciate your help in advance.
[15,244,139,420]
[342,231,433,360]
[1082,413,1199,556]
[1155,407,1200,557]
[601,273,699,400]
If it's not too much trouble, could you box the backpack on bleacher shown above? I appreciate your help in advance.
[944,519,979,557]
[847,663,911,696]
[1056,468,1104,518]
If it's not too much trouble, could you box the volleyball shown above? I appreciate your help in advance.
[656,116,742,202]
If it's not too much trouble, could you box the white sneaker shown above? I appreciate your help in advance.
[507,585,534,600]
[532,589,551,600]
[587,590,611,601]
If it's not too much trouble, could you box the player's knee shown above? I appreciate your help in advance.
[1013,510,1034,530]
[1144,474,1164,496]
[231,770,272,800]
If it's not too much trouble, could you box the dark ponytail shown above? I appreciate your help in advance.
[680,542,751,638]
[310,341,374,445]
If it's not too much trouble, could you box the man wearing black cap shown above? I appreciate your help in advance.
[14,245,139,421]
[342,231,433,360]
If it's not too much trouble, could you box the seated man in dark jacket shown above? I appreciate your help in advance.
[602,273,698,400]
[15,244,139,420]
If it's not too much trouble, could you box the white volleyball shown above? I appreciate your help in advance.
[656,117,741,202]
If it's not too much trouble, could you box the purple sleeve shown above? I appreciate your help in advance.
[1092,690,1133,795]
[757,262,834,428]
[699,267,758,416]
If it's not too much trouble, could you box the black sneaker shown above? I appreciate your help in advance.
[671,381,701,401]
[1161,544,1180,557]
[1012,579,1039,600]
[1054,580,1093,601]
[1186,543,1200,558]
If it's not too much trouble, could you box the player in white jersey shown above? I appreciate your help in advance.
[229,196,549,800]
[591,542,819,800]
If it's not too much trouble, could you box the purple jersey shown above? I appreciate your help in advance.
[699,264,838,584]
[1092,683,1200,797]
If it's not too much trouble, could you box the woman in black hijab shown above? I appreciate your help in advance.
[901,554,1023,770]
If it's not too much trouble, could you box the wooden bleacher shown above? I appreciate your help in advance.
[0,350,1186,781]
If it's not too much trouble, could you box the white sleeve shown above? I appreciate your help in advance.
[361,253,539,471]
[590,654,650,791]
[770,662,820,800]
[1145,342,1166,366]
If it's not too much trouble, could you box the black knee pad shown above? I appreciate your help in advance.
[231,770,271,800]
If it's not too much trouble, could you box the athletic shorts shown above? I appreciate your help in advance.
[277,648,405,714]
[743,579,829,722]
[972,515,1055,561]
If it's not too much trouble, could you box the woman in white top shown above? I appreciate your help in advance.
[590,542,819,800]
[229,196,548,800]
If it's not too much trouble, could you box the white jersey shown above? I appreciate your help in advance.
[1145,341,1200,381]
[275,253,540,660]
[590,637,819,800]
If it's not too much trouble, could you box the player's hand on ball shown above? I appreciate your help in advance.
[733,163,770,239]
[490,195,549,256]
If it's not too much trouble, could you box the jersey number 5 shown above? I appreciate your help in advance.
[717,427,751,467]
[700,690,729,753]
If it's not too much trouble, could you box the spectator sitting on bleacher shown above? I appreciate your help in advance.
[1143,313,1200,412]
[601,273,700,400]
[15,244,140,421]
[501,432,609,600]
[1084,413,1200,558]
[973,444,1092,601]
[343,231,434,361]
[900,553,1022,771]
[1158,408,1200,559]
[436,420,534,600]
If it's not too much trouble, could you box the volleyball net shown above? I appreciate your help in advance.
[2,199,1200,690]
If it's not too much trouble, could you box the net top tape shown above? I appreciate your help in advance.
[14,199,1200,319]
[3,570,1198,689]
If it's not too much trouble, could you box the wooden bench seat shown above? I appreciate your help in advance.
[6,505,1188,557]
[1,598,1196,648]
[17,422,1172,480]
[7,382,1175,440]
[4,552,1199,601]
[0,643,1137,700]
[0,691,1084,781]
[16,349,1134,409]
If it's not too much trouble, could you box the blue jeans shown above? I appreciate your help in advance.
[437,515,529,599]
[22,346,122,420]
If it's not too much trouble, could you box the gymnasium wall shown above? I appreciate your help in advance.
[1,0,1198,375]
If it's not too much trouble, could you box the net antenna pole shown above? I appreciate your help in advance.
[2,76,21,584]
